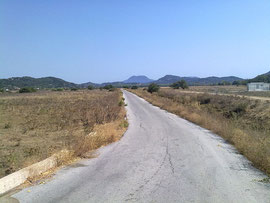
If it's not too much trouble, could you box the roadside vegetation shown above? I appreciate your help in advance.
[181,85,270,99]
[0,89,127,178]
[147,83,160,93]
[130,87,270,175]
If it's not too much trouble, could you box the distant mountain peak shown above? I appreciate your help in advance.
[123,75,154,84]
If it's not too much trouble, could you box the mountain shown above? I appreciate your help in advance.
[0,76,78,89]
[155,75,182,84]
[195,76,244,85]
[0,73,246,90]
[154,75,243,85]
[249,71,270,83]
[123,75,154,84]
[79,81,98,88]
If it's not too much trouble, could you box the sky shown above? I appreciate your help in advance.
[1,0,270,83]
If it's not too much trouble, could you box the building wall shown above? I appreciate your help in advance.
[248,83,270,91]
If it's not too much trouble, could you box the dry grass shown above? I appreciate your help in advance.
[0,89,127,178]
[130,88,270,175]
[180,85,270,98]
[187,85,247,94]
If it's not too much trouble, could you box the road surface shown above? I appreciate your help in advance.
[9,90,270,202]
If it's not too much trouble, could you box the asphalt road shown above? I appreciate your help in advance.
[11,90,270,202]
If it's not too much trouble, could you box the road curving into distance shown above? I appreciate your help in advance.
[10,90,270,202]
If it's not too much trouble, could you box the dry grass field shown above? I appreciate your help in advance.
[130,88,270,175]
[179,85,270,98]
[187,85,247,94]
[0,89,127,178]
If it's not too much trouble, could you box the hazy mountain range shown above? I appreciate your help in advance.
[0,71,269,89]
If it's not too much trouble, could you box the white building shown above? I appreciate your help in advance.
[247,82,270,91]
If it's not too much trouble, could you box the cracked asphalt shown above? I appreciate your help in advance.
[11,90,270,202]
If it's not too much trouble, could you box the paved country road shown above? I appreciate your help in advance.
[9,90,270,202]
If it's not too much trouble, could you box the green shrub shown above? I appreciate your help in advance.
[199,97,211,105]
[4,123,11,129]
[52,88,64,91]
[88,85,94,90]
[232,81,241,86]
[19,87,36,93]
[131,86,138,89]
[122,85,129,89]
[103,85,114,90]
[103,85,115,91]
[118,100,125,106]
[147,83,160,93]
[70,88,78,91]
[233,103,248,114]
[119,120,129,128]
[0,88,3,93]
[170,80,188,89]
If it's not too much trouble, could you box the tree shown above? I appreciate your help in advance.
[19,87,36,93]
[103,84,113,90]
[131,85,138,89]
[88,85,94,90]
[147,83,160,93]
[232,81,240,86]
[103,84,115,91]
[170,80,188,89]
[70,88,78,91]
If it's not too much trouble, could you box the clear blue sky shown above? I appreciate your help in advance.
[1,0,270,83]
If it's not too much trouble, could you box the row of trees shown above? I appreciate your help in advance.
[2,79,245,94]
[146,80,188,94]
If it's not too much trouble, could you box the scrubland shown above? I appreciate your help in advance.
[130,88,270,175]
[183,85,270,98]
[187,85,247,94]
[0,90,127,178]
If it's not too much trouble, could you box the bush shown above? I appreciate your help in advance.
[131,86,138,89]
[4,123,11,129]
[199,97,211,105]
[122,85,129,89]
[233,103,248,114]
[0,88,3,93]
[70,88,78,91]
[19,87,36,93]
[118,100,124,106]
[170,80,188,89]
[88,85,94,90]
[232,81,241,86]
[52,88,64,91]
[147,83,160,93]
[103,85,115,91]
[103,85,113,90]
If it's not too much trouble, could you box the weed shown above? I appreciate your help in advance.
[119,120,129,128]
[4,123,11,129]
